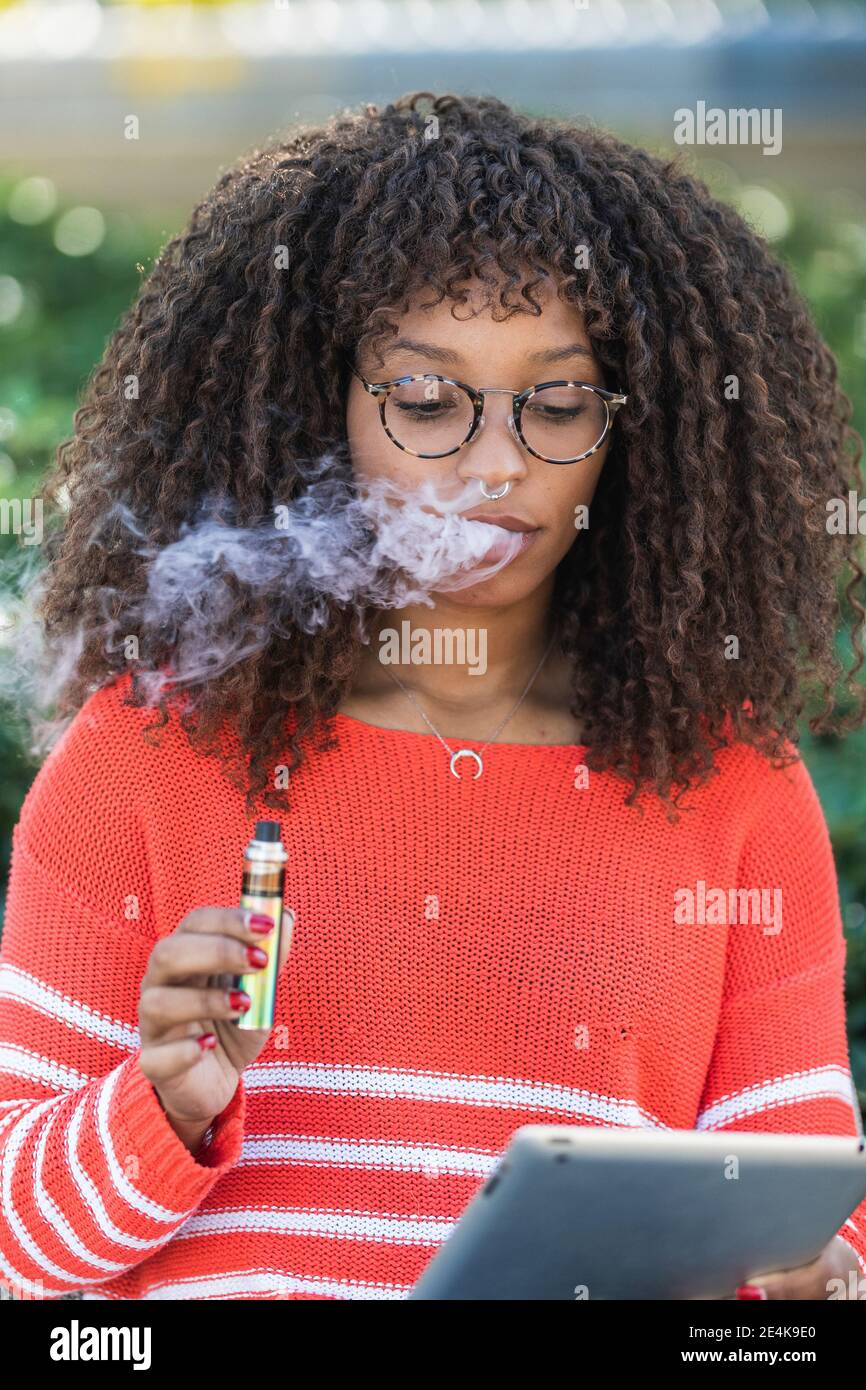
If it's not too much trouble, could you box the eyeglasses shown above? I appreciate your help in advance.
[346,358,627,464]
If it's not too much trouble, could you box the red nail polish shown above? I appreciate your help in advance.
[228,990,251,1012]
[248,913,275,933]
[736,1284,767,1300]
[198,1033,217,1051]
[246,945,268,968]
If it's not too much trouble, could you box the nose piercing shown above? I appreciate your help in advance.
[480,480,512,500]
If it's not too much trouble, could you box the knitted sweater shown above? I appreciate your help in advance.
[1,669,865,1301]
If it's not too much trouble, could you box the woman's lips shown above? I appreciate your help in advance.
[474,522,541,564]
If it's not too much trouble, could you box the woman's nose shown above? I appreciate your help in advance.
[457,403,527,494]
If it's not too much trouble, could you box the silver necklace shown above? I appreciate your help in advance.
[385,633,557,780]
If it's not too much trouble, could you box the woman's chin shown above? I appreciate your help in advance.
[430,568,543,609]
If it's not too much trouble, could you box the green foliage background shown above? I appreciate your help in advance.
[1,169,865,1107]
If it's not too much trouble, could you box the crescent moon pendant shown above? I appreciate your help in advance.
[450,748,483,780]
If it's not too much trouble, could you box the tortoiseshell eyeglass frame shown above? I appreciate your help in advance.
[345,357,628,464]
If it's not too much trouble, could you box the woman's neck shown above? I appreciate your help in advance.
[338,587,584,745]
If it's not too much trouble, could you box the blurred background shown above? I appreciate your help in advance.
[1,0,865,1105]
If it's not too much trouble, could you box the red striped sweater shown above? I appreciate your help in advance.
[1,669,865,1300]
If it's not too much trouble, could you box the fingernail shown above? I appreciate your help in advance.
[246,945,269,968]
[736,1285,767,1300]
[228,990,251,1013]
[198,1033,217,1051]
[247,912,275,934]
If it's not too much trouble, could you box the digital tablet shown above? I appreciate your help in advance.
[409,1124,866,1300]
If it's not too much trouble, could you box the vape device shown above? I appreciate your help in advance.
[232,819,288,1030]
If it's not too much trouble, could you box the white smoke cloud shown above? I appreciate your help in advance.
[0,454,523,752]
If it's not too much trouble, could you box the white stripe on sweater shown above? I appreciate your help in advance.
[243,1062,665,1128]
[32,1101,127,1276]
[81,1269,410,1300]
[238,1134,497,1176]
[63,1079,185,1255]
[0,1052,181,1274]
[94,1063,200,1225]
[0,1096,48,1135]
[0,1049,662,1129]
[696,1066,860,1130]
[0,1043,91,1093]
[0,964,138,1051]
[173,1206,455,1245]
[0,1096,91,1291]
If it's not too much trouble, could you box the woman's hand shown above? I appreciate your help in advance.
[727,1235,862,1300]
[137,905,294,1141]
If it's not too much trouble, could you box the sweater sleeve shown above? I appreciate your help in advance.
[695,747,866,1275]
[0,686,246,1300]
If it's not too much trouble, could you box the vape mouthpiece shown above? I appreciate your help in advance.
[254,819,281,842]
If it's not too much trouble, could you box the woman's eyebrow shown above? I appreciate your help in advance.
[527,342,596,364]
[378,337,462,365]
[376,337,595,367]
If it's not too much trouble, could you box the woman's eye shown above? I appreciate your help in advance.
[527,404,587,423]
[394,400,452,415]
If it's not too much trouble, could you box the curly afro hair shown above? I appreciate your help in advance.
[30,89,866,816]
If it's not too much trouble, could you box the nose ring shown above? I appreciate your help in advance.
[480,479,512,500]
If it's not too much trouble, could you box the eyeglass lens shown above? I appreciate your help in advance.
[382,378,609,461]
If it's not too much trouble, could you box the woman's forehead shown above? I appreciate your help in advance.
[359,281,590,365]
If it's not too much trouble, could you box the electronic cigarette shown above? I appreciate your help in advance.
[232,819,288,1030]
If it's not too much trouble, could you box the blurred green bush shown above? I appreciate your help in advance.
[1,166,865,1107]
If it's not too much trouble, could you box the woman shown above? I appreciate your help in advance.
[1,90,864,1302]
